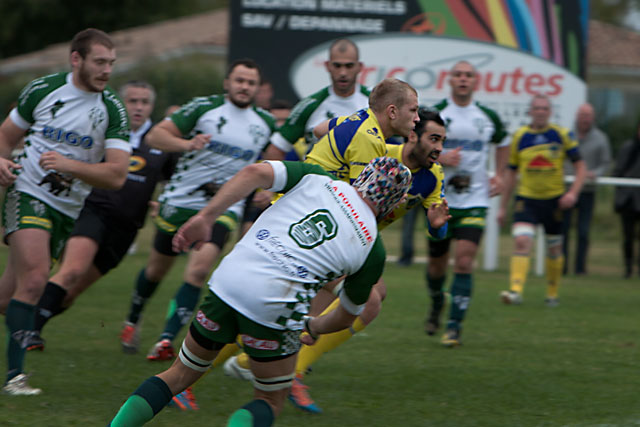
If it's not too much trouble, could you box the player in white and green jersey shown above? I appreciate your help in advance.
[269,39,370,156]
[120,59,287,361]
[0,29,131,395]
[426,60,509,347]
[109,156,412,427]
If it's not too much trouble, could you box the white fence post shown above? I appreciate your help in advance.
[483,175,640,273]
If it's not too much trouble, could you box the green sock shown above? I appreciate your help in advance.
[426,274,446,321]
[6,299,36,382]
[127,269,160,324]
[110,376,173,426]
[448,273,472,328]
[227,399,274,427]
[160,282,201,341]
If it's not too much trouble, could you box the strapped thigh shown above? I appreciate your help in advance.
[252,372,295,392]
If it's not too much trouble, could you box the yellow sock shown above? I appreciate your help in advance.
[236,351,250,370]
[510,255,530,294]
[295,307,366,376]
[545,256,564,299]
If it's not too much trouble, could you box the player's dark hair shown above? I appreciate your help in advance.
[415,108,445,137]
[70,28,114,58]
[227,58,262,83]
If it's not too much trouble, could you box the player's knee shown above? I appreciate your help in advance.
[372,281,386,301]
[18,270,49,301]
[546,234,563,257]
[184,268,209,287]
[252,373,295,416]
[360,291,382,325]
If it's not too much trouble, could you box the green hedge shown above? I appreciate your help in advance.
[1,52,226,121]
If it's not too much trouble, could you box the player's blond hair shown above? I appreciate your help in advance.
[369,78,417,114]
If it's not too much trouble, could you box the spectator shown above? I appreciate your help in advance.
[561,103,611,275]
[613,119,640,278]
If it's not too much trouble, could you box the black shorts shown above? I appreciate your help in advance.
[153,222,231,256]
[512,195,563,235]
[70,202,138,275]
[428,227,484,258]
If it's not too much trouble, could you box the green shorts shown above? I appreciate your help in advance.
[154,202,238,236]
[428,207,487,241]
[192,290,302,359]
[2,189,75,261]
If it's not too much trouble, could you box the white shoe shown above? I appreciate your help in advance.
[223,355,253,381]
[2,373,42,396]
[544,297,559,308]
[500,290,523,305]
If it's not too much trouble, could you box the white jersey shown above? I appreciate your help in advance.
[9,72,130,218]
[433,98,507,209]
[159,95,275,215]
[210,161,385,331]
[270,85,370,153]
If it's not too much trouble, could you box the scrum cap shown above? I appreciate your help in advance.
[352,157,412,220]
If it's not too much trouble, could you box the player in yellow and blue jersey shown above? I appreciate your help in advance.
[497,94,586,307]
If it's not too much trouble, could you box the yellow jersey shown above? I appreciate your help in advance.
[378,144,446,235]
[509,123,580,199]
[305,108,387,183]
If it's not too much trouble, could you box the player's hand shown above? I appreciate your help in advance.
[252,190,273,210]
[299,331,316,345]
[186,133,211,151]
[172,214,212,252]
[428,198,451,229]
[558,191,577,210]
[0,158,21,186]
[489,174,503,197]
[438,147,462,167]
[39,151,71,172]
[300,316,319,345]
[148,201,160,218]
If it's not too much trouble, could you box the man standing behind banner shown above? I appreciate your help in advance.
[561,103,611,276]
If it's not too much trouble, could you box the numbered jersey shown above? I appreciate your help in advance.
[433,98,506,209]
[9,72,130,218]
[210,161,385,331]
[159,95,275,215]
[269,85,370,153]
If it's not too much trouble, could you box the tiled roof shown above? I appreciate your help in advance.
[588,20,640,67]
[0,9,228,75]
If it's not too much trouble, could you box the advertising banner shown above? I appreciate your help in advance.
[229,0,589,131]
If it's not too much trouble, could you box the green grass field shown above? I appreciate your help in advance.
[1,202,639,426]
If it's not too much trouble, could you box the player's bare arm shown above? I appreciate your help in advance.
[0,118,25,186]
[39,147,129,190]
[173,162,276,252]
[146,120,210,152]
